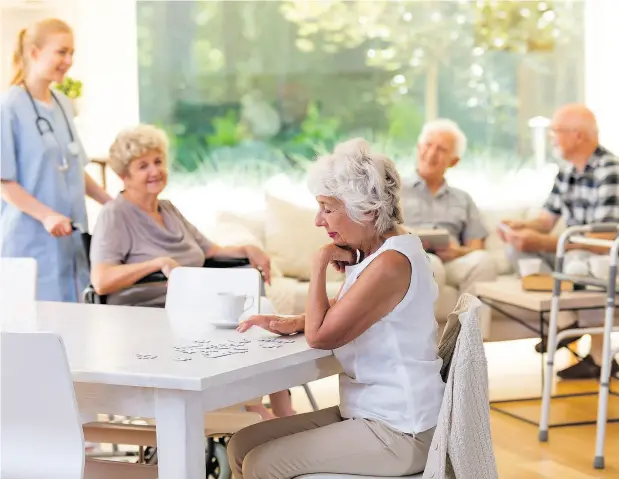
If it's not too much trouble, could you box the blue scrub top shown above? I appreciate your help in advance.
[1,86,90,302]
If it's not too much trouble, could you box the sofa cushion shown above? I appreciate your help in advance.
[199,220,283,279]
[266,276,343,315]
[263,193,345,282]
[201,221,264,248]
[216,210,267,246]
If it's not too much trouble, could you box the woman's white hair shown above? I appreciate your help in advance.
[108,124,169,176]
[418,119,467,158]
[307,138,403,235]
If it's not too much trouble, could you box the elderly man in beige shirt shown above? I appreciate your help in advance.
[401,119,497,298]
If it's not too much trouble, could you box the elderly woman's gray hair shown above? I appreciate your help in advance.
[108,124,169,176]
[307,138,403,235]
[418,119,467,158]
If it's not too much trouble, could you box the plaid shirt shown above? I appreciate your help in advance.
[543,146,619,226]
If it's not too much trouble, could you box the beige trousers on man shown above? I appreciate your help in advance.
[427,250,497,296]
[427,250,496,337]
[227,406,435,479]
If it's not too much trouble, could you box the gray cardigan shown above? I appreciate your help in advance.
[423,294,499,479]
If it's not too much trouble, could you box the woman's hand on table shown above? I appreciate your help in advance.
[245,245,272,284]
[237,314,305,335]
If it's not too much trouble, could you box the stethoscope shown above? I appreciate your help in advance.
[22,83,80,171]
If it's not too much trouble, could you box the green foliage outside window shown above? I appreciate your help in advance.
[136,0,584,183]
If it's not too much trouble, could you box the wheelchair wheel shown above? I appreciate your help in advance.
[207,439,231,479]
[144,446,157,465]
[141,439,231,479]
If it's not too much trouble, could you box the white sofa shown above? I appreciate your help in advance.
[201,192,564,342]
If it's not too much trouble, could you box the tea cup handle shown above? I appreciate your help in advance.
[243,296,255,312]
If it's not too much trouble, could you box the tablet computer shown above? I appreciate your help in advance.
[406,227,451,250]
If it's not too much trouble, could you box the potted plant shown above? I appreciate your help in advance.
[54,76,83,115]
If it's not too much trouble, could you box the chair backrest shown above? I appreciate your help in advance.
[0,257,37,304]
[166,267,262,317]
[0,332,85,479]
[438,293,482,382]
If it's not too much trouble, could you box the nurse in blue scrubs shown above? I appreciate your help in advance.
[1,18,112,302]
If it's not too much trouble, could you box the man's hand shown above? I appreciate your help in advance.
[237,314,304,335]
[505,228,552,252]
[501,219,526,230]
[434,241,463,263]
[496,219,526,242]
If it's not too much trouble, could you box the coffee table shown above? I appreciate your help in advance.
[475,276,617,428]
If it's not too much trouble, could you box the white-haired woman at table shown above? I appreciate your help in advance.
[228,138,445,478]
[90,124,293,419]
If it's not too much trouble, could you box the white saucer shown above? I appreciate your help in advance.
[209,321,240,329]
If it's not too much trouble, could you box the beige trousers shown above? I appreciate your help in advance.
[428,250,497,337]
[227,406,435,479]
[428,250,497,296]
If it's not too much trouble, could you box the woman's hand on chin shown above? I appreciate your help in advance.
[237,314,304,335]
[316,243,357,273]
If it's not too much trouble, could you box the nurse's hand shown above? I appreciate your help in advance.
[42,214,73,237]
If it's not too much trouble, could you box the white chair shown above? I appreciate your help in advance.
[0,257,37,304]
[1,331,85,479]
[166,266,262,317]
[167,266,319,410]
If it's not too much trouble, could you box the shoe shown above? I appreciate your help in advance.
[557,355,619,380]
[535,321,582,354]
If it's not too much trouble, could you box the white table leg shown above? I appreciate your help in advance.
[155,389,205,479]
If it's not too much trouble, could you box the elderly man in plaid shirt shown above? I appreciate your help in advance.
[499,104,619,380]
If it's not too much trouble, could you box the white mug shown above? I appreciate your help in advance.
[218,293,255,324]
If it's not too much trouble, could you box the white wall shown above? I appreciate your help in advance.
[71,0,139,159]
[585,0,619,153]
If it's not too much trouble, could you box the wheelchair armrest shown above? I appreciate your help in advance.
[134,271,168,284]
[83,273,167,304]
[124,258,251,283]
[83,257,253,304]
[110,258,251,286]
[203,257,250,268]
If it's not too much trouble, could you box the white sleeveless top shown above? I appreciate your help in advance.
[335,234,445,434]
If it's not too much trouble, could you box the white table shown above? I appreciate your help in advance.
[3,301,341,479]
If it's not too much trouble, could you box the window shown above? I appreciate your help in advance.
[136,0,585,184]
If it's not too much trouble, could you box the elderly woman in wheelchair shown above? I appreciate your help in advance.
[89,124,293,419]
[227,138,445,479]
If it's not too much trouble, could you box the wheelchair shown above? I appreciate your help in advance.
[75,223,252,305]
